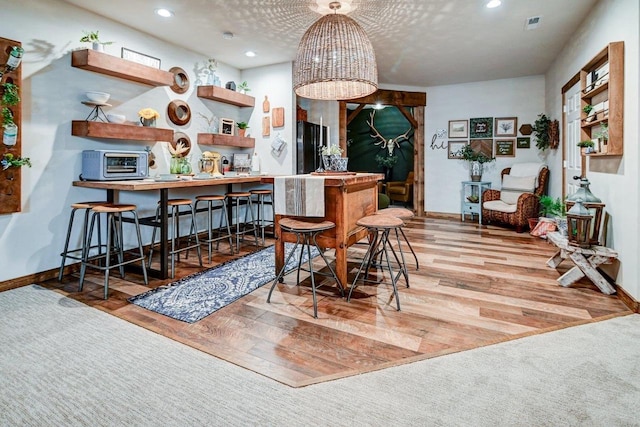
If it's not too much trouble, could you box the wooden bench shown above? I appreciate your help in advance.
[546,231,618,295]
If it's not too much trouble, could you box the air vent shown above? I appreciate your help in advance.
[525,15,542,30]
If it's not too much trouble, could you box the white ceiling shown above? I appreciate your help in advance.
[61,0,597,87]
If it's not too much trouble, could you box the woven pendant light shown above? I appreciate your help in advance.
[293,1,378,100]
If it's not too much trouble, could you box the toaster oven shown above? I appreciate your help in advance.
[80,150,149,181]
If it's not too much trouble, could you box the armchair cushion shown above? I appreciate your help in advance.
[499,175,536,205]
[483,200,518,213]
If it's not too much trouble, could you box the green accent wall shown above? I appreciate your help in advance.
[346,106,414,182]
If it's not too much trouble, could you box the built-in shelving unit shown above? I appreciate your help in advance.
[197,86,255,107]
[71,49,174,86]
[580,41,624,157]
[197,133,255,148]
[72,121,173,142]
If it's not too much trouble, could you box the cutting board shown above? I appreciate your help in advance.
[262,116,270,136]
[272,107,284,128]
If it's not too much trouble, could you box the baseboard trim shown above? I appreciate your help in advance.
[616,285,639,313]
[0,264,79,293]
[425,211,460,220]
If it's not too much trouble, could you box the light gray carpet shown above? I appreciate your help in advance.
[1,285,639,427]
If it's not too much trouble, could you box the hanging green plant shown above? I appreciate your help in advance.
[1,82,20,106]
[2,107,14,126]
[2,153,31,170]
[532,113,552,151]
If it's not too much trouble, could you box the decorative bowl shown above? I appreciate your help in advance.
[85,91,110,104]
[106,113,126,124]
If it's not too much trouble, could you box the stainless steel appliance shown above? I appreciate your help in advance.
[296,120,326,174]
[80,150,148,181]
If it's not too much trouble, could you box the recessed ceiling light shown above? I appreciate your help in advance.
[155,8,174,18]
[486,0,502,8]
[245,51,257,58]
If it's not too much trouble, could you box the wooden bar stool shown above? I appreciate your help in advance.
[79,204,148,299]
[267,218,343,318]
[246,189,273,246]
[193,194,233,262]
[225,192,259,252]
[376,207,419,271]
[348,214,406,311]
[148,198,202,278]
[58,201,107,281]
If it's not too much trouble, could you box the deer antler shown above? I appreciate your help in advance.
[367,110,387,148]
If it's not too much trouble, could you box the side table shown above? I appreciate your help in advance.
[461,181,491,224]
[546,231,618,294]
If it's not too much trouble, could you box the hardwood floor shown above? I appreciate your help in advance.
[40,217,631,387]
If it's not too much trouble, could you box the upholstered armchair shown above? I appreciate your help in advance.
[482,165,549,232]
[386,171,414,205]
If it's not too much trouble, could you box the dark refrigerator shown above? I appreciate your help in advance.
[296,120,326,174]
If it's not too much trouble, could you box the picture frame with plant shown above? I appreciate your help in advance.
[456,143,495,164]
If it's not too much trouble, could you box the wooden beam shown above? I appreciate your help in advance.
[346,104,365,125]
[339,102,347,151]
[343,89,426,107]
[398,106,418,129]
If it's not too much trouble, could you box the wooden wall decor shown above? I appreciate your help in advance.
[262,116,270,136]
[272,107,284,127]
[0,37,23,214]
[168,67,190,94]
[167,100,191,126]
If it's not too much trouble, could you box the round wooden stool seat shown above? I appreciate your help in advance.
[92,204,137,213]
[71,201,107,210]
[196,195,225,201]
[279,218,335,233]
[357,214,403,229]
[165,198,192,206]
[226,192,251,198]
[250,189,272,195]
[376,207,414,220]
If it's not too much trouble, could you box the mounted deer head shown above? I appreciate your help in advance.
[367,110,413,156]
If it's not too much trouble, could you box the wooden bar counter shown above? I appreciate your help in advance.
[261,173,384,287]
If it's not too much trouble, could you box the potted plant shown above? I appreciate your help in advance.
[375,154,398,181]
[538,195,568,235]
[236,121,249,137]
[577,139,595,154]
[456,144,495,181]
[582,104,596,122]
[1,82,20,146]
[1,153,31,170]
[237,81,250,94]
[532,113,552,151]
[594,123,609,153]
[79,30,113,52]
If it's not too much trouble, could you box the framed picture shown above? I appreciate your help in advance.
[121,48,161,69]
[220,118,235,135]
[517,137,531,149]
[495,139,515,156]
[495,117,518,137]
[448,140,467,159]
[470,117,493,138]
[448,120,468,138]
[470,139,493,158]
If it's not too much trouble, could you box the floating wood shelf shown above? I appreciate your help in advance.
[71,49,174,86]
[197,133,255,148]
[72,121,173,142]
[582,81,608,98]
[197,86,255,107]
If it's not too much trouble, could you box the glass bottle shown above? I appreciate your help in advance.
[1,46,24,78]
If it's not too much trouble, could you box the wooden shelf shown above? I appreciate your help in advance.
[579,41,624,157]
[197,86,255,107]
[581,81,608,99]
[72,121,173,142]
[197,133,255,148]
[71,49,174,86]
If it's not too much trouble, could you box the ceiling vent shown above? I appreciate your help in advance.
[525,16,542,31]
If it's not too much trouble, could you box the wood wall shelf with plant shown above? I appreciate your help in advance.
[197,133,255,148]
[71,49,174,86]
[197,85,255,108]
[1,37,24,214]
[579,41,624,156]
[71,121,173,142]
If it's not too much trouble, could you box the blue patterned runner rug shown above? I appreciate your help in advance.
[128,243,319,323]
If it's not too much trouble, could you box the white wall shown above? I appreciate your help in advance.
[0,0,281,281]
[545,0,639,299]
[424,76,546,213]
[241,63,295,175]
